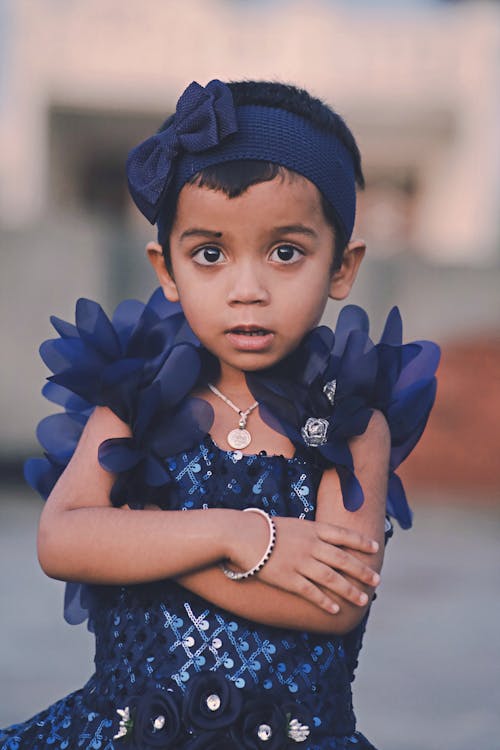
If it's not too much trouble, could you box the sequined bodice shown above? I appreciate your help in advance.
[83,436,366,739]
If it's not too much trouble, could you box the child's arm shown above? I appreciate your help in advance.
[37,406,238,582]
[176,409,389,635]
[37,406,379,624]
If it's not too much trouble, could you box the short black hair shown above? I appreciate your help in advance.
[158,81,364,274]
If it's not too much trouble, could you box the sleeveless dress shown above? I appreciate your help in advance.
[0,290,439,750]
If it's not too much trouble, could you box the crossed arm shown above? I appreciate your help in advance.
[37,406,389,635]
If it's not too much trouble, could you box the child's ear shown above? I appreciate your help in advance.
[328,239,366,300]
[146,241,179,302]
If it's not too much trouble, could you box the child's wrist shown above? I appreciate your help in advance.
[221,508,273,572]
[205,509,246,563]
[220,508,276,580]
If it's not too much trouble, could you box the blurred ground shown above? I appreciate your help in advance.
[1,486,499,750]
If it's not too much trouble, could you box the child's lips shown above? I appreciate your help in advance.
[225,326,274,351]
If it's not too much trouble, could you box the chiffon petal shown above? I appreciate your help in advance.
[40,338,105,375]
[145,455,172,487]
[155,343,202,407]
[25,288,206,627]
[98,438,144,473]
[248,304,440,527]
[333,305,369,356]
[42,382,92,413]
[36,413,86,461]
[386,472,413,530]
[24,457,63,500]
[257,403,300,445]
[379,306,402,347]
[49,315,78,339]
[152,397,214,456]
[75,298,121,358]
[64,582,95,626]
[111,299,146,349]
[394,341,440,395]
[336,465,365,512]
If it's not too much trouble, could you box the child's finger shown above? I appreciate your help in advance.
[318,523,379,554]
[315,544,380,587]
[299,560,370,607]
[288,574,341,615]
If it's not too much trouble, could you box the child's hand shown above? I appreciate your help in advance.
[227,513,379,614]
[183,413,388,634]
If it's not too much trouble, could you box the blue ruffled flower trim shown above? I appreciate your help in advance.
[247,305,440,529]
[24,288,213,627]
[24,291,438,626]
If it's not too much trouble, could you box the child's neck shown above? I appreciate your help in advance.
[194,360,295,457]
[212,362,254,405]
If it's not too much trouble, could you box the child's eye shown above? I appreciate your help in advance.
[269,244,304,263]
[192,246,225,265]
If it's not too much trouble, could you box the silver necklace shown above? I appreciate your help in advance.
[208,383,259,450]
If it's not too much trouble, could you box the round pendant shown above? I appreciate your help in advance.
[227,428,251,450]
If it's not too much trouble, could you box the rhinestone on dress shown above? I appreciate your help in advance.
[257,723,273,741]
[301,417,329,447]
[206,694,221,712]
[288,718,310,742]
[323,378,337,407]
[153,715,166,730]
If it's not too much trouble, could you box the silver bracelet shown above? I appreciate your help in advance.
[220,507,277,581]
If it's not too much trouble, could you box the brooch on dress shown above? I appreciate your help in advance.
[300,380,337,448]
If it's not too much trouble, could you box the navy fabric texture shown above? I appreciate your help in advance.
[1,288,439,748]
[126,80,238,225]
[126,80,358,242]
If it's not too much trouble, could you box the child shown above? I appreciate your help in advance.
[1,80,439,749]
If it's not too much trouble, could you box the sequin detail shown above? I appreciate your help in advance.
[0,438,386,749]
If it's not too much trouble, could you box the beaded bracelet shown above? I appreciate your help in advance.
[220,507,277,581]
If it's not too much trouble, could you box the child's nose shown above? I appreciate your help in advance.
[226,261,270,306]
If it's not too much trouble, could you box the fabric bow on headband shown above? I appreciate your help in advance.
[126,79,238,224]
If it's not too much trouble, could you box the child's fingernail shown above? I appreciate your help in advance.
[371,541,379,551]
[329,603,340,614]
[372,572,380,585]
[359,593,368,605]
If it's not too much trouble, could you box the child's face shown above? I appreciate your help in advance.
[149,173,364,379]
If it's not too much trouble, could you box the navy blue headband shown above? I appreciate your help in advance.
[127,79,357,243]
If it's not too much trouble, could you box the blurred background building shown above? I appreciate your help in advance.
[1,2,499,748]
[1,0,499,491]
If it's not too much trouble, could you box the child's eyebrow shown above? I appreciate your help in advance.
[178,225,317,242]
[179,228,223,241]
[274,224,318,238]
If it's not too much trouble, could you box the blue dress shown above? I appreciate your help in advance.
[0,290,439,750]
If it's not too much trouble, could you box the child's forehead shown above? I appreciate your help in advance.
[173,173,326,230]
